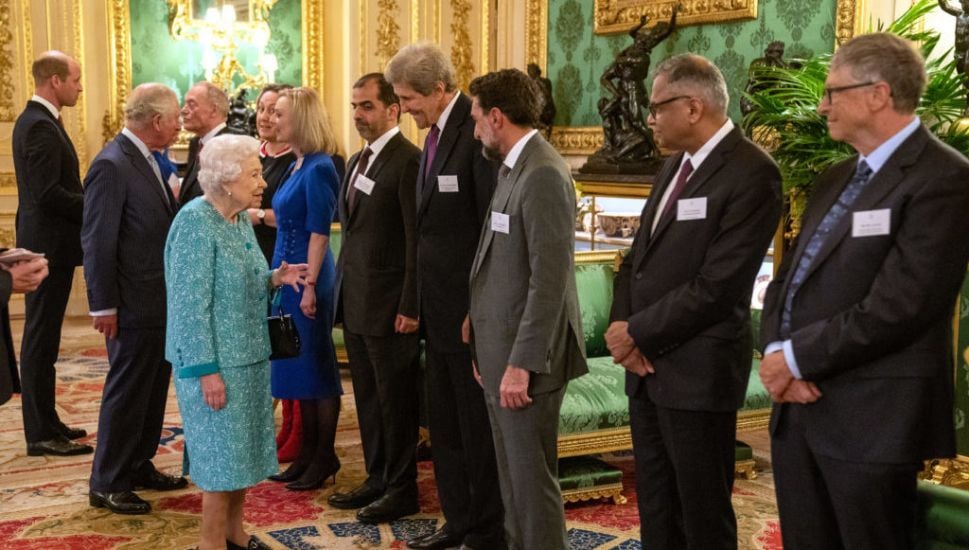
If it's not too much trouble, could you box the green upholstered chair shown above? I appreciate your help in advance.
[915,481,969,549]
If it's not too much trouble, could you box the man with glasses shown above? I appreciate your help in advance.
[759,33,969,549]
[606,54,781,549]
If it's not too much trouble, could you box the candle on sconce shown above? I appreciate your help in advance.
[261,53,278,84]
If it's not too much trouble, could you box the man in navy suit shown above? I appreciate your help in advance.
[760,33,969,548]
[386,44,504,550]
[83,83,187,515]
[11,51,91,456]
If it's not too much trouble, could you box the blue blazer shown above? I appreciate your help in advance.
[81,133,176,329]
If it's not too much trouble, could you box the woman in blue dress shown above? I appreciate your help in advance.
[266,87,344,490]
[165,134,306,550]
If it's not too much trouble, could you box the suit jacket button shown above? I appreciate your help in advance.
[635,273,643,280]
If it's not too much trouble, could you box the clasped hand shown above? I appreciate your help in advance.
[759,351,822,404]
[605,321,654,376]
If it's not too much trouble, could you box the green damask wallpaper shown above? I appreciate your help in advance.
[130,0,302,100]
[547,0,838,125]
[956,273,969,456]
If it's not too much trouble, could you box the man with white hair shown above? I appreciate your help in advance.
[606,54,781,549]
[178,81,242,206]
[83,83,187,515]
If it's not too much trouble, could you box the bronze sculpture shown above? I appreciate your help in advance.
[528,63,557,139]
[740,41,790,117]
[939,0,969,115]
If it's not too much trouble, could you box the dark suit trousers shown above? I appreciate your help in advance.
[484,387,568,550]
[344,329,420,495]
[90,327,171,492]
[424,345,505,549]
[772,405,919,550]
[628,395,737,550]
[20,265,75,443]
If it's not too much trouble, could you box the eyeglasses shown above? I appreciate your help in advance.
[822,81,877,103]
[647,95,692,117]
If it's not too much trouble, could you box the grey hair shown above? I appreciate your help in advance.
[193,81,230,118]
[197,134,260,195]
[124,83,178,129]
[653,53,729,116]
[831,32,925,113]
[385,42,457,95]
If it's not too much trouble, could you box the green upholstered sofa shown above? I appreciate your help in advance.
[915,481,969,549]
[557,250,772,504]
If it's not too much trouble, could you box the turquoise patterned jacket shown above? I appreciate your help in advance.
[164,198,273,378]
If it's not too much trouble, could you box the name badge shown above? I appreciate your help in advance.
[438,175,460,193]
[491,212,510,234]
[676,197,707,221]
[354,174,376,195]
[852,208,891,237]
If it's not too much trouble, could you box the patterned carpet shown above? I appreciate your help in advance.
[0,350,783,549]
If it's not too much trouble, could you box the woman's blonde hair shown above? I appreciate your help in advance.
[280,87,338,155]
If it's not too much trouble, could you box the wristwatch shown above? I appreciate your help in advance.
[256,209,266,220]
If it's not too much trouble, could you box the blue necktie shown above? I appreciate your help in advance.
[780,160,874,337]
[152,150,176,184]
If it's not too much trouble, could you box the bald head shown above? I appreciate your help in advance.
[32,51,82,109]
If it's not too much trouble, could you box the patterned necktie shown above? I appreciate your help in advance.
[780,160,874,337]
[658,159,694,224]
[421,124,440,193]
[347,147,373,211]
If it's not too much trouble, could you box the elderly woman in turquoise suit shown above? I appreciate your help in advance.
[165,134,306,550]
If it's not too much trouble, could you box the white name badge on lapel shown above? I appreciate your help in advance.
[852,208,891,237]
[438,175,460,193]
[676,197,707,221]
[354,174,376,195]
[491,212,510,234]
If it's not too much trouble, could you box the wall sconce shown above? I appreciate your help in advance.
[167,0,280,94]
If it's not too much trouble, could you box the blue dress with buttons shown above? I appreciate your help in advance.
[164,198,278,492]
[270,152,343,399]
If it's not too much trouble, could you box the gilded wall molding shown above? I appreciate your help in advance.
[594,0,757,35]
[835,0,863,47]
[450,0,474,91]
[0,0,15,122]
[525,0,547,70]
[375,0,401,70]
[72,0,88,168]
[550,126,604,156]
[0,171,16,197]
[303,0,324,92]
[104,0,130,144]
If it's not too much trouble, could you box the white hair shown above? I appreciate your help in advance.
[197,134,260,195]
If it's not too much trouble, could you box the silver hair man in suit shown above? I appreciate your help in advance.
[607,54,781,549]
[465,68,588,550]
[83,83,188,515]
[760,33,969,549]
[178,81,241,206]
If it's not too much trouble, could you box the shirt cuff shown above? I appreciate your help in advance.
[764,340,803,380]
[176,362,219,379]
[90,308,117,316]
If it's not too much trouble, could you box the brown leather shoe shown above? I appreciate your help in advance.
[26,435,93,456]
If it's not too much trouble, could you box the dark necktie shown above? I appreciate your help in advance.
[347,147,373,211]
[421,124,440,193]
[659,159,694,222]
[780,160,874,337]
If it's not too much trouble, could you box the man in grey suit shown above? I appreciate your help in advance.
[466,69,588,550]
[83,83,187,515]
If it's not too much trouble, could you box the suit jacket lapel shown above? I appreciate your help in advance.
[796,125,929,286]
[419,94,471,215]
[29,101,79,164]
[118,134,174,216]
[340,151,360,227]
[630,153,678,274]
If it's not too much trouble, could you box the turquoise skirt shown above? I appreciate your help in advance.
[174,361,278,492]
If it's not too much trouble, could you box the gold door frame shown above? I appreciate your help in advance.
[525,0,868,155]
[102,0,325,143]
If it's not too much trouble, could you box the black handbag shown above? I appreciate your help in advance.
[267,288,300,360]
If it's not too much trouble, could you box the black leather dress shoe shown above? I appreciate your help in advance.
[89,490,151,514]
[133,469,188,491]
[27,435,93,456]
[327,483,383,509]
[227,535,271,550]
[356,492,419,524]
[56,422,87,440]
[407,528,464,550]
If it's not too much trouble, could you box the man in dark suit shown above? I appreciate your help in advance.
[177,81,239,206]
[759,33,969,549]
[385,44,504,550]
[0,256,49,406]
[606,54,781,549]
[83,83,187,515]
[11,51,92,456]
[466,69,588,550]
[327,73,422,523]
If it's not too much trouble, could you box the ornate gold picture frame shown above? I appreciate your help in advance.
[593,0,757,35]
